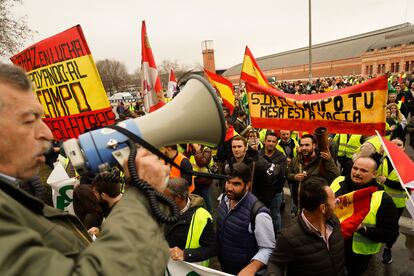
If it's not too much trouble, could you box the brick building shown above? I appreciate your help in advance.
[223,23,414,83]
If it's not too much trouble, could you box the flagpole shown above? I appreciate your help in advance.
[375,131,414,208]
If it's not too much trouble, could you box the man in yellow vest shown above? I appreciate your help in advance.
[164,178,217,266]
[333,134,363,177]
[330,157,399,275]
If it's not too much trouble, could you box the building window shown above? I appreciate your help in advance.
[382,64,386,73]
[406,61,410,72]
[369,65,373,75]
[396,62,400,72]
[391,63,395,72]
[365,66,369,75]
[411,61,414,71]
[377,65,381,74]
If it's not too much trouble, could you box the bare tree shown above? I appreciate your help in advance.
[96,59,131,94]
[0,0,34,57]
[157,59,191,88]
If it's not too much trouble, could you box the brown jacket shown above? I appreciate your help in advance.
[288,154,340,185]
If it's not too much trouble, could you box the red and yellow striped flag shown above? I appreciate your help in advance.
[240,46,272,88]
[204,69,235,114]
[334,186,377,239]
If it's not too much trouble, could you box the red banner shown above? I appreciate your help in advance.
[246,76,388,135]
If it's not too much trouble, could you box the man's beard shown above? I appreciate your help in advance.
[226,189,247,202]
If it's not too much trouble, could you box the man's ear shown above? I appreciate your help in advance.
[319,203,326,214]
[101,192,109,200]
[246,181,252,191]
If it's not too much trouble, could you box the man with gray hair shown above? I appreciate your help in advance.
[164,178,217,266]
[0,63,171,275]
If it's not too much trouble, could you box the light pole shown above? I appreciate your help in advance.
[308,0,312,82]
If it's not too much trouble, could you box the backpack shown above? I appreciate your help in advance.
[250,200,267,232]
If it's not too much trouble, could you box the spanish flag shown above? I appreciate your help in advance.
[240,46,272,88]
[204,69,235,114]
[377,131,414,188]
[334,186,377,239]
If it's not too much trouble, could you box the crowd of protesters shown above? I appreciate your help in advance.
[1,62,413,276]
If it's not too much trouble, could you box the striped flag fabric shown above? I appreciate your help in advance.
[140,20,165,112]
[334,186,377,239]
[167,68,177,98]
[377,132,414,188]
[240,46,272,88]
[204,69,235,114]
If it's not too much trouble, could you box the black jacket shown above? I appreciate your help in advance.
[266,214,346,276]
[226,149,279,206]
[259,148,287,194]
[164,195,217,262]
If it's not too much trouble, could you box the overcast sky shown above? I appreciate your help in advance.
[10,0,414,73]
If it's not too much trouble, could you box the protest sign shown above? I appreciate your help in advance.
[246,75,387,135]
[11,25,115,140]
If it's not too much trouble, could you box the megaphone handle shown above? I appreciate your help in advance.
[126,139,180,224]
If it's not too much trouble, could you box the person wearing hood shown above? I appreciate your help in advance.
[164,178,217,266]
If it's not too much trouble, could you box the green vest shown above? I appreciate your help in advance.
[352,191,384,255]
[346,135,362,159]
[276,139,298,158]
[259,129,267,144]
[385,123,391,140]
[334,134,348,157]
[185,207,212,267]
[377,157,406,208]
[330,176,345,193]
[366,136,382,154]
[189,148,213,174]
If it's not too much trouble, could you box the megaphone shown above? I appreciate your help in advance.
[63,75,226,174]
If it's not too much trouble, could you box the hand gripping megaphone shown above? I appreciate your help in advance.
[62,75,226,174]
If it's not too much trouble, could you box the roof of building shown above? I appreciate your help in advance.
[223,23,414,77]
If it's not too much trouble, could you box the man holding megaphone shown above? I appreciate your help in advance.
[0,63,181,275]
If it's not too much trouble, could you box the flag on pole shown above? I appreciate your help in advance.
[141,20,165,112]
[166,68,177,99]
[240,46,272,88]
[204,69,235,114]
[334,186,378,239]
[376,132,414,188]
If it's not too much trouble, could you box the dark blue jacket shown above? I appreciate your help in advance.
[217,192,265,275]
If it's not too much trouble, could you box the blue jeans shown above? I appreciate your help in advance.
[270,192,283,233]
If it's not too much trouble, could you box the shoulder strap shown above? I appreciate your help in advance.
[250,200,266,232]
